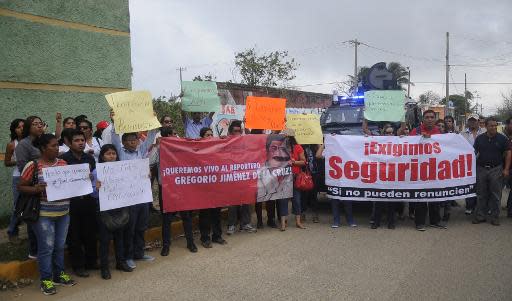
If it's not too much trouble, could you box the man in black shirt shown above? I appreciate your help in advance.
[473,117,511,225]
[60,129,98,277]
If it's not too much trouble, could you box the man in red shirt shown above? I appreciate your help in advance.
[409,110,444,231]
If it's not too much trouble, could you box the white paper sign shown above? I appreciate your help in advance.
[96,159,152,211]
[43,163,93,201]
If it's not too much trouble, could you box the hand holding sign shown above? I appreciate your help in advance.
[105,90,161,133]
[364,90,405,122]
[245,96,286,130]
[181,81,221,112]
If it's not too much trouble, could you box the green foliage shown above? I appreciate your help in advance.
[346,62,411,94]
[152,97,184,137]
[496,91,512,121]
[418,90,441,105]
[441,94,472,118]
[234,48,299,87]
[193,73,217,81]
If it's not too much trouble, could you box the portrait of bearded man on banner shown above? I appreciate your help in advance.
[256,134,293,202]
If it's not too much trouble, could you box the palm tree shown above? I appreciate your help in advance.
[387,62,410,90]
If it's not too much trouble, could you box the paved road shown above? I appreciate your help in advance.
[5,205,512,301]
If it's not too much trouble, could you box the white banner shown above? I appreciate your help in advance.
[325,133,476,202]
[96,159,153,211]
[43,163,93,202]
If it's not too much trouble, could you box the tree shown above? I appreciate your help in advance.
[496,90,512,121]
[344,62,411,94]
[418,90,441,105]
[234,48,299,87]
[441,94,472,118]
[153,96,184,137]
[193,73,217,81]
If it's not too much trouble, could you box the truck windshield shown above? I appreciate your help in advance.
[321,106,364,124]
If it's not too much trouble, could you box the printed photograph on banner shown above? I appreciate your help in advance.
[181,81,221,112]
[325,133,476,202]
[256,134,293,202]
[363,90,406,122]
[245,96,286,130]
[160,135,291,212]
[105,90,161,133]
[42,163,93,202]
[286,114,323,145]
[96,159,153,211]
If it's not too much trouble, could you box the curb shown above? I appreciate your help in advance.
[0,215,203,282]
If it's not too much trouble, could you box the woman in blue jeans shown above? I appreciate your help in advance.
[18,134,76,295]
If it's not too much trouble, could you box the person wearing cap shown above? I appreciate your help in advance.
[472,117,511,226]
[94,121,109,139]
[460,114,485,214]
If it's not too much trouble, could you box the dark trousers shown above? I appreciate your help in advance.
[374,202,396,227]
[199,208,222,243]
[228,204,251,227]
[159,183,193,246]
[125,203,149,260]
[414,202,440,226]
[255,201,276,225]
[27,222,38,256]
[162,211,193,247]
[69,196,98,269]
[475,165,503,221]
[98,217,125,268]
[301,173,321,214]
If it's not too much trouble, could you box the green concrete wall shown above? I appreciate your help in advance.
[0,17,131,88]
[0,0,130,31]
[0,1,131,218]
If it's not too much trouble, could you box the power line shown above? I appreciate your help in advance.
[359,42,443,63]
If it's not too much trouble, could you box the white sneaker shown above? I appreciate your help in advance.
[126,259,136,269]
[350,224,358,227]
[465,209,472,215]
[241,224,257,233]
[227,225,235,235]
[137,254,155,262]
[331,224,340,228]
[28,254,37,260]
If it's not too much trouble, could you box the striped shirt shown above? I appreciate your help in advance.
[184,116,213,138]
[20,159,70,217]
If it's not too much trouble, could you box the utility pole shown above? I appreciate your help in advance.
[464,73,467,117]
[176,67,186,93]
[445,32,450,115]
[407,66,411,98]
[349,39,361,79]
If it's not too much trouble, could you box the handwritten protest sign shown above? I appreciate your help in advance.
[363,90,405,122]
[96,159,152,211]
[43,164,93,202]
[181,81,221,112]
[286,114,323,144]
[105,90,161,133]
[245,96,286,130]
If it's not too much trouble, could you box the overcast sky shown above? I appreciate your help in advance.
[129,0,512,115]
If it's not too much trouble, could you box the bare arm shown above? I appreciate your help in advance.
[4,142,16,167]
[504,150,511,177]
[315,144,324,159]
[292,150,306,167]
[362,119,371,136]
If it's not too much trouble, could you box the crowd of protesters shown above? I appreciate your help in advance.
[4,105,511,295]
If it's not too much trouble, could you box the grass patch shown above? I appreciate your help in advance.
[0,240,29,262]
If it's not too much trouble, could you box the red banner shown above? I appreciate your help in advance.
[160,135,271,212]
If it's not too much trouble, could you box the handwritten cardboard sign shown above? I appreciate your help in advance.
[96,159,152,211]
[181,81,221,112]
[286,114,323,144]
[43,164,93,201]
[105,90,161,133]
[245,96,286,130]
[363,90,405,122]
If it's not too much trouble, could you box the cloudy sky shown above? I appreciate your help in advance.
[129,0,512,115]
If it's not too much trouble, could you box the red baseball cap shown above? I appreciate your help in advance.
[96,120,110,130]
